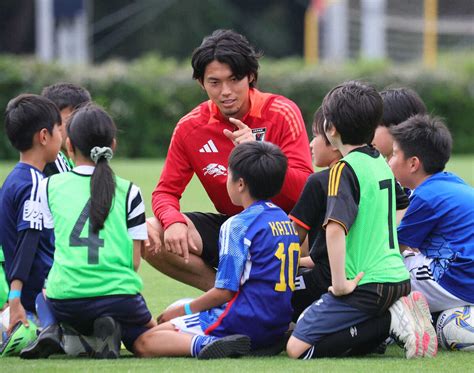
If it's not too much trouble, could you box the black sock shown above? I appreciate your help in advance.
[311,312,392,358]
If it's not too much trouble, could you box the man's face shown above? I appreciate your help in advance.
[201,60,252,120]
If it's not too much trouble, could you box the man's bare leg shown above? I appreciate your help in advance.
[144,217,216,291]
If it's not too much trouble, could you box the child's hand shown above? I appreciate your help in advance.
[8,299,29,335]
[144,217,162,256]
[328,272,364,296]
[156,305,184,324]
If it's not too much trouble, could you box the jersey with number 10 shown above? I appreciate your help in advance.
[199,201,300,349]
[45,172,143,299]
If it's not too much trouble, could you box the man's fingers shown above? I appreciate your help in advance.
[229,117,247,129]
[223,128,234,140]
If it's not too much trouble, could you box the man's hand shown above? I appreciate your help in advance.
[223,118,255,145]
[7,298,28,336]
[163,222,199,263]
[156,305,185,324]
[328,272,364,297]
[144,217,162,256]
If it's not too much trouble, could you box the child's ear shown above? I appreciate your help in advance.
[111,138,117,152]
[37,128,49,146]
[65,137,75,158]
[237,178,246,193]
[409,156,422,173]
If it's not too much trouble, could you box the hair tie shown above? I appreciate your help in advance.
[90,146,113,164]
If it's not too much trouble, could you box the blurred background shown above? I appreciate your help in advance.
[0,0,473,160]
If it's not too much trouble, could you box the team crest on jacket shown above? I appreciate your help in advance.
[252,127,267,141]
[203,163,227,177]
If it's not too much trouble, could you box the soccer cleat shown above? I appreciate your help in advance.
[389,295,421,358]
[406,291,438,357]
[0,322,38,357]
[20,323,63,359]
[198,334,251,360]
[91,317,121,359]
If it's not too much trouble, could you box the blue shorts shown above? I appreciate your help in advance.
[47,294,152,352]
[292,292,372,346]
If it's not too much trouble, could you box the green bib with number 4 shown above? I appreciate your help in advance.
[342,151,409,285]
[45,171,143,299]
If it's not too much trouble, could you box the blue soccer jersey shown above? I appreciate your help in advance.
[0,163,55,312]
[199,201,300,348]
[397,172,474,303]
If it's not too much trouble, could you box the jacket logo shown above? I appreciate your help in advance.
[203,163,227,177]
[199,139,218,153]
[252,127,267,141]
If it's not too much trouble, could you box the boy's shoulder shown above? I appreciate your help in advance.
[3,163,44,196]
[414,172,473,202]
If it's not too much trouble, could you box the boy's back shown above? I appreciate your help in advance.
[329,146,408,284]
[201,200,300,348]
[398,171,474,302]
[0,163,54,312]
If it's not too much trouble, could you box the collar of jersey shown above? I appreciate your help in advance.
[72,165,95,175]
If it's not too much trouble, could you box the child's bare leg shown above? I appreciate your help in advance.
[286,335,312,359]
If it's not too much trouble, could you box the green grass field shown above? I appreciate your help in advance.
[1,156,473,372]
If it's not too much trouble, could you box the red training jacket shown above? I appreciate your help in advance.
[152,88,313,230]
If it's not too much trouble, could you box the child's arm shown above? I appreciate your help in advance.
[326,221,364,296]
[133,240,142,271]
[7,279,29,334]
[157,287,235,323]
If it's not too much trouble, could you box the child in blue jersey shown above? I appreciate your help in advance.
[389,115,474,314]
[134,141,300,359]
[0,94,62,355]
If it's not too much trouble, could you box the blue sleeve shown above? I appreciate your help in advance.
[397,195,437,249]
[7,229,40,283]
[215,217,249,292]
[17,182,44,232]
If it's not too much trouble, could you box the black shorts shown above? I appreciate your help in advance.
[185,212,229,268]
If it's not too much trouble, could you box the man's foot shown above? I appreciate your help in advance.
[198,334,251,360]
[0,322,38,357]
[20,324,62,359]
[92,317,121,359]
[389,291,437,358]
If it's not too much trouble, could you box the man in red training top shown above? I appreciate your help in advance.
[146,29,313,291]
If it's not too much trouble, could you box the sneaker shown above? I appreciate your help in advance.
[389,295,421,358]
[198,334,251,360]
[389,291,438,359]
[92,317,121,359]
[406,291,437,357]
[20,324,63,359]
[0,322,38,357]
[61,323,98,357]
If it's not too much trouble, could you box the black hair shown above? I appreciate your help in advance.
[228,141,287,200]
[390,114,452,174]
[191,29,261,88]
[380,87,427,127]
[322,80,383,145]
[312,106,330,145]
[4,94,61,151]
[67,103,116,233]
[41,82,91,111]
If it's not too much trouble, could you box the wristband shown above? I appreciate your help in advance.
[8,290,21,300]
[184,303,193,315]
